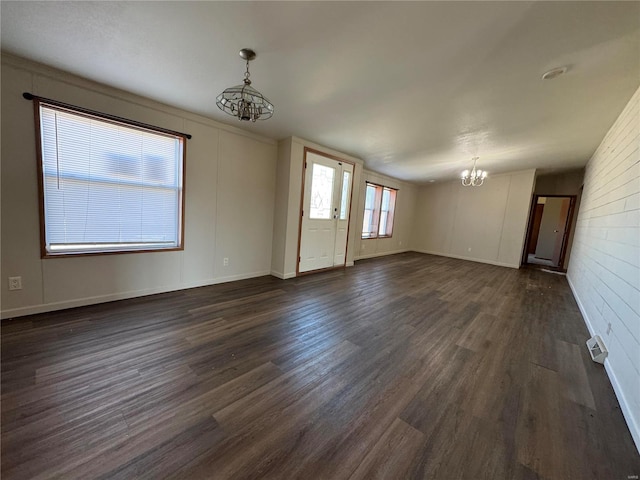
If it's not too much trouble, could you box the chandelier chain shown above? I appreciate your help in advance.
[244,60,251,85]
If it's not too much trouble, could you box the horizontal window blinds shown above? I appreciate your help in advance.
[38,104,184,255]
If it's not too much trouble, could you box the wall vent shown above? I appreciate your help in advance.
[586,335,608,364]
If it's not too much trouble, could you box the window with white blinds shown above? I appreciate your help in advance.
[36,101,185,256]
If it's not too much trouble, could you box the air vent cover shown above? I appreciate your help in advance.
[586,335,608,364]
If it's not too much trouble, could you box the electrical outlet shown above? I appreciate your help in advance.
[467,247,472,252]
[223,257,229,267]
[399,240,403,246]
[8,276,22,291]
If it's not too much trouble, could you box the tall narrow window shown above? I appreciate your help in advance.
[35,100,186,256]
[362,182,397,239]
[339,171,351,220]
[378,187,396,237]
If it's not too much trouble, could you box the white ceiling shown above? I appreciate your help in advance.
[2,1,639,183]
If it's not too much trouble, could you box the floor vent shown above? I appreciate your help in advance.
[586,335,608,364]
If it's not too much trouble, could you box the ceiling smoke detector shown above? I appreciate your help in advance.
[541,66,568,80]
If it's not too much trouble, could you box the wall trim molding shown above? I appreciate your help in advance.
[411,249,519,269]
[362,169,419,189]
[290,136,364,166]
[1,271,271,320]
[272,262,354,280]
[355,249,411,261]
[566,275,640,454]
[270,270,296,280]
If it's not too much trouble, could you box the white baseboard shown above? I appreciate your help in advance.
[566,275,596,336]
[567,275,640,454]
[355,249,410,261]
[212,270,271,285]
[270,270,296,280]
[412,249,519,269]
[272,262,353,279]
[1,270,271,320]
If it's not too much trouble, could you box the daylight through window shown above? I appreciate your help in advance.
[362,182,397,239]
[35,100,186,256]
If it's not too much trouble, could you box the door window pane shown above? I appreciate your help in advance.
[339,171,351,220]
[309,163,334,219]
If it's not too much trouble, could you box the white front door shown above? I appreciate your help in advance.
[299,152,353,274]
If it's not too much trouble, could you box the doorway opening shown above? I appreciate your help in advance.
[522,195,576,271]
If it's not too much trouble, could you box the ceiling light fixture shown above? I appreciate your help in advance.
[461,157,487,187]
[216,48,274,122]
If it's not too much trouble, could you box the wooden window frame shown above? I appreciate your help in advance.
[362,182,398,239]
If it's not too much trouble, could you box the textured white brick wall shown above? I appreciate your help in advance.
[567,85,640,451]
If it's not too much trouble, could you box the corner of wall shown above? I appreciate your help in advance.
[271,139,293,275]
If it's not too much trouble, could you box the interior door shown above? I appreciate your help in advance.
[551,198,572,265]
[527,203,545,255]
[534,197,571,264]
[299,152,353,273]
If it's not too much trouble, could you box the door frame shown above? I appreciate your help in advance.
[296,147,356,277]
[521,194,577,270]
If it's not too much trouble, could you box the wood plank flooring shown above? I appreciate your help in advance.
[2,252,639,479]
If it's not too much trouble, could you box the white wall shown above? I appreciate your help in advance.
[412,170,536,268]
[567,85,640,451]
[534,170,584,196]
[354,170,417,260]
[270,138,292,278]
[1,55,277,318]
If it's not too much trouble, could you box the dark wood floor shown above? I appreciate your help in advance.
[2,253,639,479]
